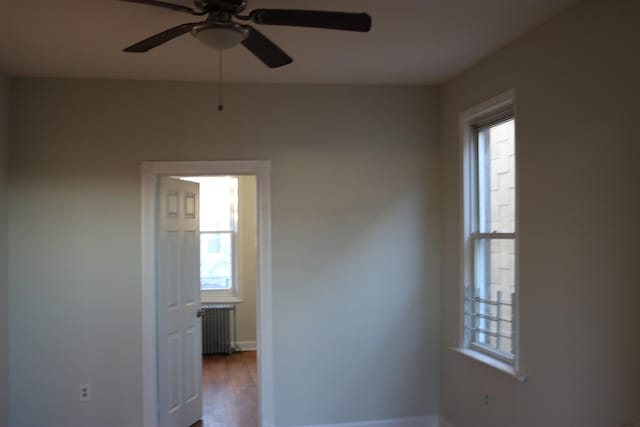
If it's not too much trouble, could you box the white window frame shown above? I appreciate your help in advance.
[195,176,242,303]
[456,90,526,381]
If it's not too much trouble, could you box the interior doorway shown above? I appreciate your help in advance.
[181,175,258,427]
[141,161,273,427]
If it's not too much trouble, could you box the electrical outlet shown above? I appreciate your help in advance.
[483,394,489,406]
[80,384,91,401]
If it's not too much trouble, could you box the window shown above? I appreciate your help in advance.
[461,91,519,369]
[182,176,240,300]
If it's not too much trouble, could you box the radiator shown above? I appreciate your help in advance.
[201,304,236,355]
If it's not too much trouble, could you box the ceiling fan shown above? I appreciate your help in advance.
[121,0,372,68]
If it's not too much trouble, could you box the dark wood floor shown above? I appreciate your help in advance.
[193,351,257,427]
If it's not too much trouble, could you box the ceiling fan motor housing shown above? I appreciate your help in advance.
[197,0,247,14]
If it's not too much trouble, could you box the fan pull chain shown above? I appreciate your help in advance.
[217,50,224,112]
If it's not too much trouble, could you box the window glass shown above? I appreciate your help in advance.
[464,111,517,362]
[473,238,515,355]
[181,176,238,292]
[200,232,232,290]
[477,119,515,233]
[198,176,237,232]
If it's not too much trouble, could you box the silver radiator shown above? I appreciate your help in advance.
[201,304,235,355]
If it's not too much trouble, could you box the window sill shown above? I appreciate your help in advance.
[450,347,527,382]
[201,296,242,304]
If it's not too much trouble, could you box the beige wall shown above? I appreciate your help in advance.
[236,175,257,344]
[0,74,9,427]
[440,1,640,426]
[8,80,441,426]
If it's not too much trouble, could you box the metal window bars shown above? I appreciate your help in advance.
[464,287,516,358]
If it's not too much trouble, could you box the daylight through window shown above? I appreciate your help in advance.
[183,176,238,292]
[463,111,518,364]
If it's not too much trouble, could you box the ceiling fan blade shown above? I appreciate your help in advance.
[124,22,201,52]
[241,26,293,68]
[120,0,199,15]
[249,9,372,32]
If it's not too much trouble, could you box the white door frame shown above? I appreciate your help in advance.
[141,160,274,427]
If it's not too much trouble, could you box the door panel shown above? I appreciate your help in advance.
[164,231,180,310]
[167,332,181,414]
[157,177,202,427]
[184,326,198,403]
[183,231,198,305]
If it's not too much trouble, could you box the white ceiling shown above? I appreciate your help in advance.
[0,0,580,84]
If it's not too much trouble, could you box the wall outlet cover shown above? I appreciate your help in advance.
[80,384,91,401]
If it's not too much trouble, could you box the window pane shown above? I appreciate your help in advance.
[478,118,515,233]
[474,238,515,355]
[200,232,232,290]
[182,176,238,232]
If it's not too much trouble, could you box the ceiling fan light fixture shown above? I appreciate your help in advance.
[122,1,372,68]
[192,23,248,50]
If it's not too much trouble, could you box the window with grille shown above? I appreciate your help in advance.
[461,91,518,366]
[181,176,239,299]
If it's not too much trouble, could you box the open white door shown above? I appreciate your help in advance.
[157,177,202,427]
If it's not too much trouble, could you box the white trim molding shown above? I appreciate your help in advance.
[236,341,257,351]
[292,416,440,427]
[450,347,527,382]
[141,160,273,427]
[458,89,523,374]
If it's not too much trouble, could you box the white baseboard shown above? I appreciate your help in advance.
[236,341,257,351]
[292,415,440,427]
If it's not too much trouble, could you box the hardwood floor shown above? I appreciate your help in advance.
[192,351,258,427]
